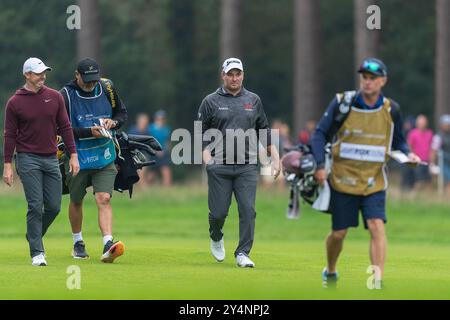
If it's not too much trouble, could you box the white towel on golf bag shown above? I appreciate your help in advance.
[313,180,331,211]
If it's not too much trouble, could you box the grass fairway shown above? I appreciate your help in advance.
[1,185,450,300]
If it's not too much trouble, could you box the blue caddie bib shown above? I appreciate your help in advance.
[64,84,116,170]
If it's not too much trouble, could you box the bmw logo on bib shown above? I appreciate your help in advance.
[104,148,111,160]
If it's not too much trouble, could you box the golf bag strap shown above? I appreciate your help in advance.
[100,78,118,109]
[326,91,357,141]
[389,98,400,122]
[327,92,398,142]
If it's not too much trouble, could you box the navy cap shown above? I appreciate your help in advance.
[77,58,100,82]
[358,58,388,77]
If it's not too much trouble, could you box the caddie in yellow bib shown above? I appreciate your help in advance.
[330,97,393,196]
[310,58,421,288]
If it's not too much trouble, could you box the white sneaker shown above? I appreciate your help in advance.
[210,239,225,262]
[31,253,47,266]
[236,253,255,268]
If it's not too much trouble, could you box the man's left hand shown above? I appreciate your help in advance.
[69,154,80,176]
[271,159,281,179]
[408,152,421,164]
[102,119,117,130]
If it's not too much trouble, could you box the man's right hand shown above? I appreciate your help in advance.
[203,149,212,165]
[91,126,104,138]
[314,168,328,186]
[3,163,14,187]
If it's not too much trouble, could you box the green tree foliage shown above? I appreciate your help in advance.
[379,0,435,124]
[0,0,76,166]
[0,0,438,169]
[100,0,176,124]
[241,0,294,125]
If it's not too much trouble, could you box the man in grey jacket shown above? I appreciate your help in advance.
[197,58,280,268]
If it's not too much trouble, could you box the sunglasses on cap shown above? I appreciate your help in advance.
[359,60,387,76]
[364,61,382,71]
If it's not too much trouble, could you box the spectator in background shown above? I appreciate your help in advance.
[280,122,293,152]
[430,114,450,195]
[401,116,416,190]
[278,122,293,187]
[407,114,433,190]
[269,119,293,157]
[128,113,150,135]
[403,116,416,136]
[128,113,151,188]
[148,110,172,187]
[271,119,283,149]
[261,120,292,188]
[298,120,316,145]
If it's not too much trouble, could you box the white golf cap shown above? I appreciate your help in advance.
[222,57,244,73]
[23,57,52,74]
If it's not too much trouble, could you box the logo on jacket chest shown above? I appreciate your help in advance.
[244,103,254,111]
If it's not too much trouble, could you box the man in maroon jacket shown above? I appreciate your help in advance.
[2,57,80,266]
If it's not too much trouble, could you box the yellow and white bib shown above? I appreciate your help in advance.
[330,98,393,195]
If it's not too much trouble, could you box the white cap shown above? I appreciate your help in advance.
[222,58,244,73]
[23,57,52,74]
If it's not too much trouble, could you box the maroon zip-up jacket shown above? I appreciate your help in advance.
[3,85,76,163]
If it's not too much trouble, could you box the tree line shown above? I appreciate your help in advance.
[0,0,444,158]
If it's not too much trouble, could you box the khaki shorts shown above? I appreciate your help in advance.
[65,158,117,203]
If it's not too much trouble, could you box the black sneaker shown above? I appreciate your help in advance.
[101,240,125,263]
[72,241,90,259]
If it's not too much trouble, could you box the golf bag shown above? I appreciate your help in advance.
[114,132,162,197]
[281,144,322,219]
[116,132,163,170]
[58,132,163,198]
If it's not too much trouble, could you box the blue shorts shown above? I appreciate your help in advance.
[330,187,386,230]
[414,165,431,182]
[444,164,450,184]
[150,150,171,169]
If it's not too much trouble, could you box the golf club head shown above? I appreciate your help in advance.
[128,140,158,156]
[287,184,301,220]
[127,134,163,152]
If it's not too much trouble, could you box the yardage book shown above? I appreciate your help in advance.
[389,150,427,166]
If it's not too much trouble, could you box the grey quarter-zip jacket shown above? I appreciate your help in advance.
[197,87,272,164]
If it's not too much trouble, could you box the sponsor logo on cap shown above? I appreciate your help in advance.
[226,59,240,66]
[83,68,99,74]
